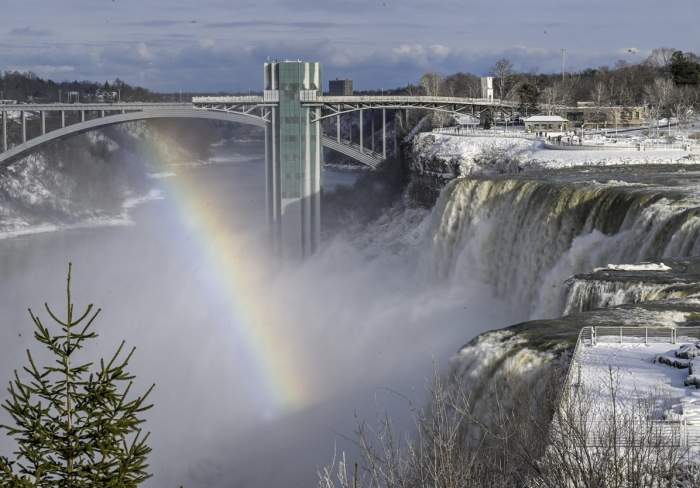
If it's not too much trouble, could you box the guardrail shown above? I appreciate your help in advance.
[543,139,700,152]
[431,126,539,140]
[560,326,700,450]
[592,326,700,345]
[579,419,688,448]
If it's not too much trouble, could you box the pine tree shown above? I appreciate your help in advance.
[0,264,154,487]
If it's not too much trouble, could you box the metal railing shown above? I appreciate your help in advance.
[263,90,279,102]
[592,326,700,345]
[577,419,688,448]
[299,90,320,102]
[191,96,263,104]
[431,126,538,140]
[560,326,700,449]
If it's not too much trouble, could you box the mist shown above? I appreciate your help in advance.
[0,136,521,487]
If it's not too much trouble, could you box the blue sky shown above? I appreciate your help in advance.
[1,0,698,92]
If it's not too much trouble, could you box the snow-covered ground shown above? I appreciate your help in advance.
[594,263,673,272]
[574,337,700,453]
[411,131,700,175]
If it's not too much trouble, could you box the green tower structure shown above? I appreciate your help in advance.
[264,61,322,259]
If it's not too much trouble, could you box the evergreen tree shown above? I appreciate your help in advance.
[670,50,700,86]
[517,82,540,116]
[0,264,154,487]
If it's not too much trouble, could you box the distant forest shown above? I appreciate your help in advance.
[0,73,237,103]
[0,72,164,103]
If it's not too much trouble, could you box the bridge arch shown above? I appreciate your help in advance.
[0,108,381,168]
[0,109,266,166]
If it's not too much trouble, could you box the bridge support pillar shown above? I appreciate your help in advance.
[21,112,26,143]
[81,111,85,123]
[264,61,322,260]
[41,112,46,135]
[336,114,340,143]
[60,111,65,128]
[1,111,6,153]
[393,112,397,157]
[371,113,375,152]
[382,108,387,159]
[359,109,364,153]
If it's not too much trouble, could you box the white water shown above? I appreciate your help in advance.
[563,279,692,314]
[427,177,700,318]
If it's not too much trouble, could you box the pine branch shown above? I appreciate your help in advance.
[0,264,156,487]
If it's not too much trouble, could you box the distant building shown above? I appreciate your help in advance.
[455,114,480,127]
[480,77,494,101]
[65,91,80,103]
[524,115,569,133]
[560,104,647,128]
[329,79,353,96]
[93,89,119,103]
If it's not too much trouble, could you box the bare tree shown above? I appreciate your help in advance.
[320,366,698,488]
[420,72,448,126]
[490,58,514,100]
[645,47,678,70]
[419,72,443,97]
[645,77,676,136]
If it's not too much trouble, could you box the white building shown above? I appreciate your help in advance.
[455,114,480,127]
[480,77,494,102]
[524,115,569,134]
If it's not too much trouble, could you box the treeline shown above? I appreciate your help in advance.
[0,71,162,102]
[410,47,700,118]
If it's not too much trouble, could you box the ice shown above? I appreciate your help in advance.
[594,263,673,272]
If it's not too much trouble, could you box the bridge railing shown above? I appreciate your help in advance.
[316,95,514,106]
[192,96,264,104]
[431,126,539,140]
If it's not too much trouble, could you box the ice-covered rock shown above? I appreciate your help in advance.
[677,342,700,359]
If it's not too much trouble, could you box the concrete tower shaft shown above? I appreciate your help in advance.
[264,61,322,259]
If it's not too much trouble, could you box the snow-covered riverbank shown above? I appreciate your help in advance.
[409,132,700,176]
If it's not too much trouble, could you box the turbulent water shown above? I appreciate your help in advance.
[563,258,700,314]
[428,168,700,318]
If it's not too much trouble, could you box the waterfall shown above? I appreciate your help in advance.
[425,176,700,318]
[563,278,697,314]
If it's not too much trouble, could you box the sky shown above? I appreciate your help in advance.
[1,0,699,92]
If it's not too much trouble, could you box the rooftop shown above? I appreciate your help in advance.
[524,115,568,122]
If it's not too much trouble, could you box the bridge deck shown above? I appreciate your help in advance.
[0,102,192,111]
[192,95,517,108]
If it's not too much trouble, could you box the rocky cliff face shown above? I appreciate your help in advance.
[0,120,231,237]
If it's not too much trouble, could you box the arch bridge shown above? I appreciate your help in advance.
[0,61,517,258]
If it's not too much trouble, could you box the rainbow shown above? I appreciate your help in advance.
[145,135,313,416]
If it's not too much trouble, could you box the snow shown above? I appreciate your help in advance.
[524,115,568,122]
[594,263,672,272]
[412,131,699,174]
[575,339,700,454]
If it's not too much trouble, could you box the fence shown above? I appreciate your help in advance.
[561,326,700,449]
[431,126,538,140]
[575,419,688,448]
[591,326,700,345]
[543,139,700,152]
